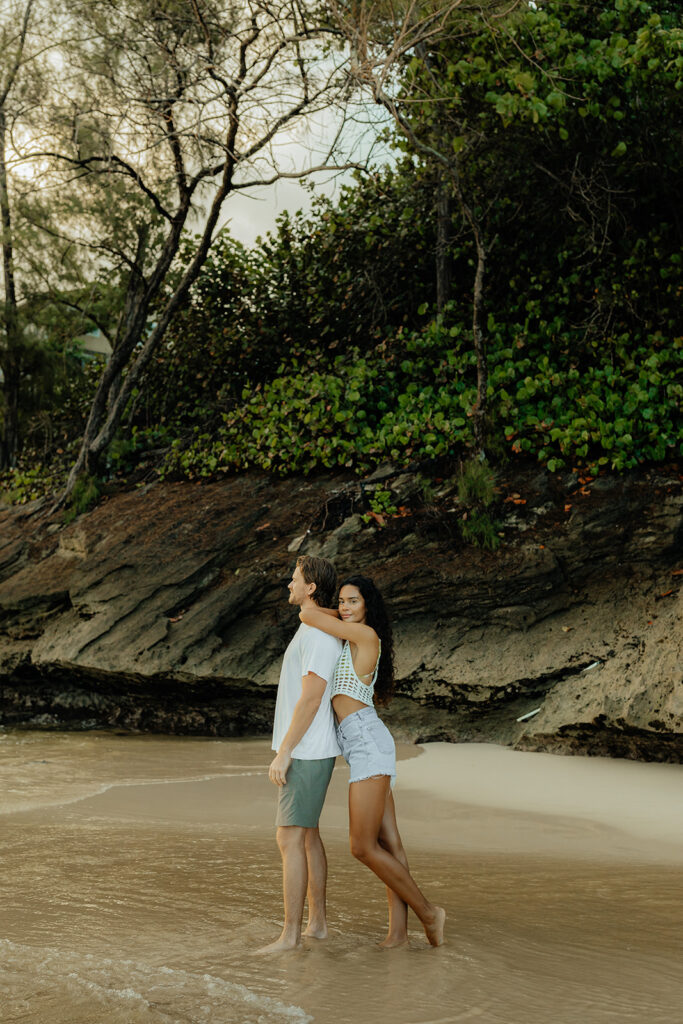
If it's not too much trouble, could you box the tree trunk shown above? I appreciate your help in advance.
[60,159,235,508]
[0,109,21,470]
[446,165,488,458]
[61,224,162,496]
[471,225,488,456]
[87,165,236,465]
[435,175,452,311]
[62,284,151,492]
[0,363,19,469]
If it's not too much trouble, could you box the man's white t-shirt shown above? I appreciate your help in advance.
[272,623,342,759]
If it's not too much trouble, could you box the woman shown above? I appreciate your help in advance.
[300,575,445,948]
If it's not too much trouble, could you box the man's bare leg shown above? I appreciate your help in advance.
[377,791,409,948]
[303,827,329,938]
[255,826,307,953]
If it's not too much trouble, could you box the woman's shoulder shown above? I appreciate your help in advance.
[357,624,380,647]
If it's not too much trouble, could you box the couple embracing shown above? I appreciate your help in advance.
[257,554,445,954]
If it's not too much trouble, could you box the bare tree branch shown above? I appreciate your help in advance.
[32,0,364,504]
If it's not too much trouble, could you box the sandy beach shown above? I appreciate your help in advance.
[395,742,683,862]
[0,731,681,1024]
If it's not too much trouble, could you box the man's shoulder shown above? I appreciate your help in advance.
[300,622,341,648]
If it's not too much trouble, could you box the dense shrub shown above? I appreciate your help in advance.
[141,166,437,432]
[158,0,682,482]
[162,307,681,479]
[5,0,682,501]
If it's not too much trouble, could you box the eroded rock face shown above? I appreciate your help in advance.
[0,468,681,760]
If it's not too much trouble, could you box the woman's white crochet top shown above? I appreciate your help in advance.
[331,639,381,706]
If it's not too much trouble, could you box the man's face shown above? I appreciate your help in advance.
[288,564,314,606]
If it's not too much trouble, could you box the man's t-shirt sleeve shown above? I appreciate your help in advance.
[301,628,340,684]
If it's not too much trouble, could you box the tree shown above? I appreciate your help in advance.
[20,0,366,502]
[328,0,682,456]
[139,162,437,434]
[327,0,525,455]
[155,0,683,480]
[0,0,118,470]
[0,0,37,468]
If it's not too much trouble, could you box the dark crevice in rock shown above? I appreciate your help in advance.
[1,663,276,736]
[517,723,683,763]
[0,591,73,638]
[307,487,361,534]
[401,655,605,715]
[0,538,28,583]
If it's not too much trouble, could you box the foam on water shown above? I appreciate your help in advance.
[0,939,312,1024]
[0,727,271,816]
[0,772,270,816]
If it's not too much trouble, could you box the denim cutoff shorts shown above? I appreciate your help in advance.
[336,705,396,786]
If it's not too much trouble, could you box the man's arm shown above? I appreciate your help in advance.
[268,671,328,787]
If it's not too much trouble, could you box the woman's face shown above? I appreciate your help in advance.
[338,585,366,623]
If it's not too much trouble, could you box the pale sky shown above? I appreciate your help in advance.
[218,103,393,247]
[221,173,343,246]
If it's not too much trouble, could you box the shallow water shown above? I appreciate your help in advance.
[0,731,681,1024]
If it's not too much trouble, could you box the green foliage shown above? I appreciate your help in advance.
[161,289,681,481]
[1,281,117,472]
[1,465,48,505]
[155,0,682,486]
[457,459,496,506]
[64,473,101,522]
[415,473,437,504]
[105,424,172,476]
[143,167,436,433]
[5,0,683,498]
[5,356,100,493]
[456,459,501,550]
[460,511,501,551]
[363,487,399,524]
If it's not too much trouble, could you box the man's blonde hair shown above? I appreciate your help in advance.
[296,555,337,607]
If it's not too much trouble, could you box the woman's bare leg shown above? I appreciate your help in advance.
[378,790,409,947]
[348,777,445,947]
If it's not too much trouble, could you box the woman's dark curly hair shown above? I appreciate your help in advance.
[339,574,395,706]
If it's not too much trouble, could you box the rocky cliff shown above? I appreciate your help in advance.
[0,465,681,761]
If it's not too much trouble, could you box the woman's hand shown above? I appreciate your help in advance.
[300,606,338,623]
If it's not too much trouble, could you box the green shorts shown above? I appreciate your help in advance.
[276,756,336,828]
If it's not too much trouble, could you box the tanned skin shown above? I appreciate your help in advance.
[300,586,446,948]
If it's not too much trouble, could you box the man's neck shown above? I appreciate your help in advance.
[300,596,319,612]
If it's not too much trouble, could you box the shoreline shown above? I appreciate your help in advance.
[2,732,681,865]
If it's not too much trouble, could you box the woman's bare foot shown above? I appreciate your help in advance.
[424,906,446,947]
[253,933,301,954]
[303,923,328,939]
[378,933,408,949]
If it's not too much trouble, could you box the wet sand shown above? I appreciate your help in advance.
[0,732,681,1024]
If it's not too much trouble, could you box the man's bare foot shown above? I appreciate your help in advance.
[424,906,446,947]
[303,923,328,939]
[378,934,408,949]
[253,935,301,955]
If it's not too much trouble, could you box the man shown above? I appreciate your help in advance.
[256,554,342,954]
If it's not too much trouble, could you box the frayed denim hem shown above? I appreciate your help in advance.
[349,771,396,789]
